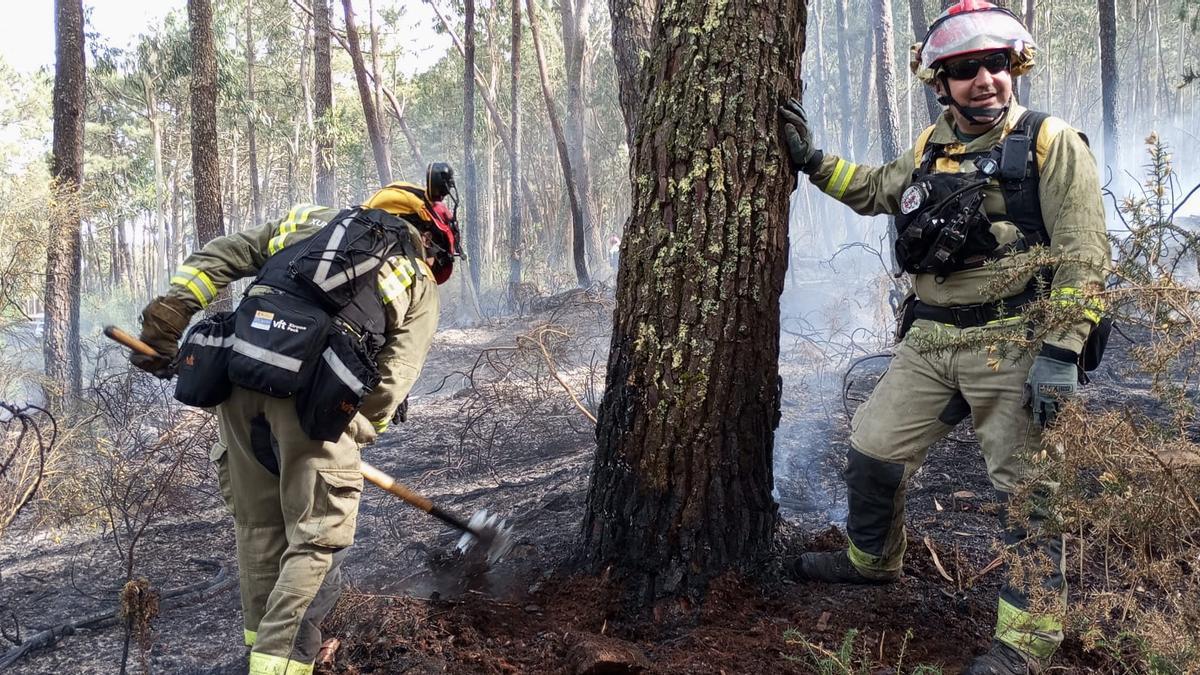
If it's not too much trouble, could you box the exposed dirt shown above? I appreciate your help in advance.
[0,293,1143,674]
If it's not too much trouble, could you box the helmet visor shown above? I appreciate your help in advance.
[921,9,1034,71]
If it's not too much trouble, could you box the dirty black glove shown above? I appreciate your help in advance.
[778,98,824,174]
[393,395,409,424]
[131,296,191,379]
[1023,344,1079,427]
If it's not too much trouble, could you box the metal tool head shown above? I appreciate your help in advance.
[455,509,515,565]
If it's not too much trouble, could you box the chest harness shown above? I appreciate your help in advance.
[894,111,1053,329]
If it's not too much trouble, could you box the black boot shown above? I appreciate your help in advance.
[964,641,1041,675]
[786,550,898,584]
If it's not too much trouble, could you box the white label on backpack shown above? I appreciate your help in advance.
[251,310,274,331]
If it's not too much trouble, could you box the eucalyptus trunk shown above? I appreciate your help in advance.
[341,0,391,185]
[1098,0,1120,173]
[464,0,482,293]
[508,0,523,291]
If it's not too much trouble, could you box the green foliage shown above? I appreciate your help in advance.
[783,628,942,674]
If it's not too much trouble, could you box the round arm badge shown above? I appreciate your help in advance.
[900,183,930,215]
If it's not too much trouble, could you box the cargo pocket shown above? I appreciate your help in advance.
[228,293,331,398]
[209,441,236,517]
[175,311,235,407]
[310,468,363,549]
[295,329,381,442]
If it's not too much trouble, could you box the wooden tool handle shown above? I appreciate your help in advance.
[104,325,158,357]
[360,461,433,511]
[359,461,475,534]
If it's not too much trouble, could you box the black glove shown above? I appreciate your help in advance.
[778,98,823,174]
[131,296,191,379]
[393,395,409,424]
[1023,344,1079,427]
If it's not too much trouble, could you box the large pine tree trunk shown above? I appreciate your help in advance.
[314,0,336,205]
[606,0,655,144]
[527,0,590,287]
[1098,0,1120,173]
[463,0,482,293]
[580,0,802,607]
[45,0,86,405]
[508,0,523,292]
[342,0,392,186]
[189,0,226,248]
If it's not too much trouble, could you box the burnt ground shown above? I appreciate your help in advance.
[0,294,1145,674]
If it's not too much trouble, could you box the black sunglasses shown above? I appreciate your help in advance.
[941,52,1010,81]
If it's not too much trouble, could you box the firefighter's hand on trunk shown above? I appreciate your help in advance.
[779,98,823,175]
[1023,345,1079,427]
[131,296,191,379]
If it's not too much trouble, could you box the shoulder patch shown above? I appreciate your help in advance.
[1035,116,1082,173]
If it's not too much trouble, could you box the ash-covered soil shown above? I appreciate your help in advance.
[0,293,1144,674]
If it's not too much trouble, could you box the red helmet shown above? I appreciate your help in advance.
[428,201,459,284]
[912,0,1035,83]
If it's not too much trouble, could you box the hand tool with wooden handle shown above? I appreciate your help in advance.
[103,324,515,564]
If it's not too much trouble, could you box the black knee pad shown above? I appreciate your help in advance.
[844,447,905,556]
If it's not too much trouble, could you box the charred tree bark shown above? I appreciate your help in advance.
[189,0,225,248]
[508,0,523,291]
[463,0,482,293]
[246,0,262,224]
[527,0,590,287]
[874,0,902,160]
[45,0,86,404]
[908,0,942,124]
[341,0,392,185]
[607,0,656,144]
[580,0,801,606]
[1098,0,1120,173]
[314,0,336,205]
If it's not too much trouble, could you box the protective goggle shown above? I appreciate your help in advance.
[940,51,1010,80]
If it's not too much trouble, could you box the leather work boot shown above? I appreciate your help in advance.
[964,641,1042,675]
[787,550,898,584]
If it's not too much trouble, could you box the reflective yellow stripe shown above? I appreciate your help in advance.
[244,629,257,646]
[377,261,407,303]
[268,204,319,255]
[372,419,388,433]
[394,259,415,288]
[995,597,1062,660]
[824,159,858,200]
[177,265,217,297]
[847,540,903,577]
[248,652,313,675]
[1050,287,1103,324]
[170,277,211,308]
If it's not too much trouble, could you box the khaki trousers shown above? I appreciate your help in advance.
[846,319,1066,660]
[212,385,363,674]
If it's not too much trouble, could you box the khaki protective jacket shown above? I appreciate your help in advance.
[808,103,1109,354]
[165,203,439,432]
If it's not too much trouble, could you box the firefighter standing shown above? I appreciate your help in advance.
[132,166,461,674]
[779,2,1109,672]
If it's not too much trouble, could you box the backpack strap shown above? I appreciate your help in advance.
[913,124,938,170]
[998,110,1049,248]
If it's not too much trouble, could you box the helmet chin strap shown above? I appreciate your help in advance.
[937,74,1008,127]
